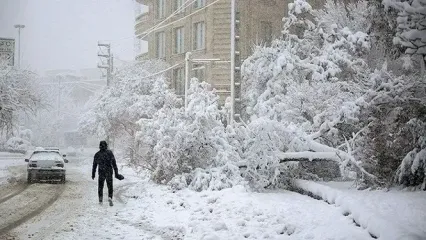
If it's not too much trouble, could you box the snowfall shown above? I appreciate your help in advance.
[0,150,425,240]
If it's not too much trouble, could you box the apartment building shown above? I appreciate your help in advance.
[134,0,287,101]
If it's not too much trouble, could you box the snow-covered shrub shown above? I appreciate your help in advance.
[354,66,426,187]
[396,130,426,190]
[168,163,245,191]
[19,128,33,142]
[137,79,241,186]
[383,0,426,72]
[237,119,296,189]
[5,137,31,152]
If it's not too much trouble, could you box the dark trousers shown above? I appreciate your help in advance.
[98,173,113,200]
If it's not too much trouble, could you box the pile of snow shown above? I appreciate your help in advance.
[293,179,426,239]
[5,137,30,152]
[0,152,27,184]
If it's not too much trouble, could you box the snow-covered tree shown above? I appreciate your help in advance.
[79,60,170,161]
[384,0,426,72]
[240,0,390,188]
[354,66,426,188]
[0,61,42,137]
[136,79,243,190]
[22,73,81,146]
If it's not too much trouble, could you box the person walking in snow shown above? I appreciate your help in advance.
[92,140,122,206]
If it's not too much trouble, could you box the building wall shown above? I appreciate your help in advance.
[134,0,287,102]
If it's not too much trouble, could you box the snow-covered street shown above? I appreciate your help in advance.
[1,0,426,238]
[1,152,425,240]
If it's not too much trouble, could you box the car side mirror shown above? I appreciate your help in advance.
[25,159,29,162]
[62,154,66,158]
[64,159,69,163]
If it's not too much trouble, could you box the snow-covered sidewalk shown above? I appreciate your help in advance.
[47,165,372,240]
[293,180,426,240]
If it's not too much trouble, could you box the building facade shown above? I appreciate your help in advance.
[134,0,287,101]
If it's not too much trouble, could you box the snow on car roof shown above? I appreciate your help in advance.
[30,151,63,161]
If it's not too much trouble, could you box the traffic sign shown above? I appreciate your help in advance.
[0,38,15,66]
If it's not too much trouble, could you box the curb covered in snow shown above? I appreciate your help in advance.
[291,179,425,240]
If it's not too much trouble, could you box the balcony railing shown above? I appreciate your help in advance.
[135,12,149,23]
[136,52,149,61]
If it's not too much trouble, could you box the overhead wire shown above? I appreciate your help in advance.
[137,0,198,40]
[137,0,223,39]
[110,0,222,47]
[126,62,184,82]
[110,0,196,44]
[96,0,224,84]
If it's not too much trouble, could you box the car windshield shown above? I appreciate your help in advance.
[30,152,62,161]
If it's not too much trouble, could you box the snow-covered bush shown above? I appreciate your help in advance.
[168,163,245,191]
[5,137,31,151]
[237,119,298,189]
[396,122,426,190]
[384,0,426,72]
[137,79,242,187]
[348,64,426,187]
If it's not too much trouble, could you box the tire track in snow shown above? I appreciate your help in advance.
[0,184,66,236]
[0,184,29,205]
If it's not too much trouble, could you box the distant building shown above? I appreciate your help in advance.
[134,0,287,102]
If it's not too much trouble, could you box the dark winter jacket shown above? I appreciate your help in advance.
[92,148,118,178]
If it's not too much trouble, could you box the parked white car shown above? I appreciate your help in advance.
[25,150,68,184]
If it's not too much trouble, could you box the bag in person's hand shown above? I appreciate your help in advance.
[115,173,124,180]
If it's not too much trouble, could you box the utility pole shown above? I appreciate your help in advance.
[97,42,113,146]
[184,52,192,109]
[97,42,112,86]
[230,0,241,124]
[14,24,25,68]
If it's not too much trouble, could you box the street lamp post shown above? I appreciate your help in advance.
[14,24,25,68]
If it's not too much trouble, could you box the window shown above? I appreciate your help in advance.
[193,63,205,82]
[194,0,206,8]
[174,27,185,54]
[260,21,273,46]
[173,67,185,96]
[193,22,205,50]
[157,0,165,18]
[174,0,185,13]
[156,32,165,58]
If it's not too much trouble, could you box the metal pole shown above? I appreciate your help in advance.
[58,78,61,117]
[18,28,21,68]
[230,0,236,124]
[185,51,192,109]
[14,24,25,68]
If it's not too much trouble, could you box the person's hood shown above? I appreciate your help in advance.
[99,141,108,150]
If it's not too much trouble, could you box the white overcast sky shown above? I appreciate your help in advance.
[0,0,144,73]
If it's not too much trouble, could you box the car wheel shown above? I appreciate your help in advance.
[60,175,66,184]
[27,173,32,184]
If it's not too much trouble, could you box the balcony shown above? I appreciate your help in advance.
[135,0,150,4]
[135,12,152,39]
[135,12,149,23]
[136,52,149,61]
